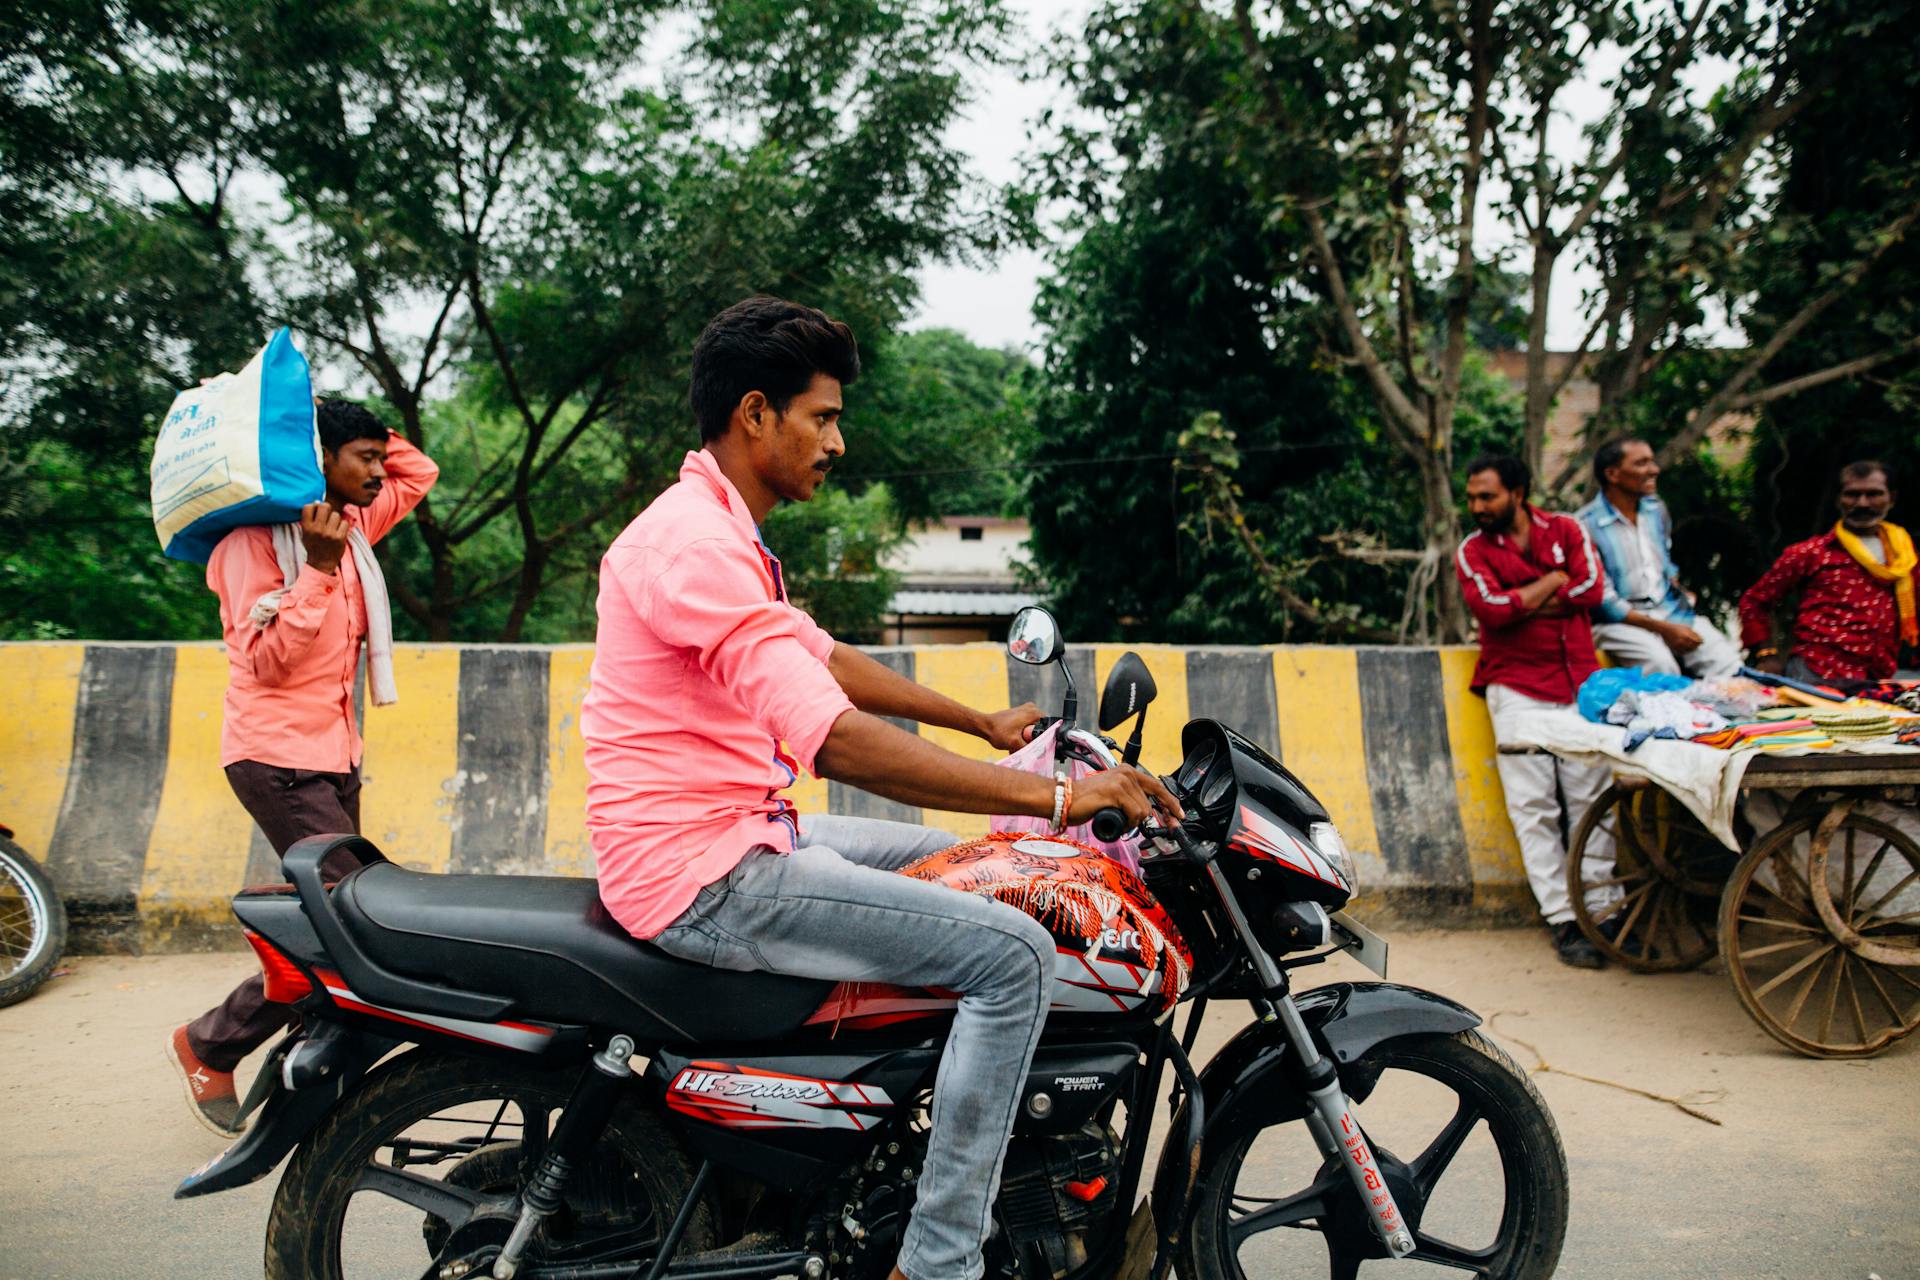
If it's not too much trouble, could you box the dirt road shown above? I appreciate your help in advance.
[0,930,1912,1278]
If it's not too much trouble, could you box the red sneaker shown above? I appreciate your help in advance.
[165,1025,243,1137]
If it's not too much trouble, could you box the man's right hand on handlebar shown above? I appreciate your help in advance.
[1068,765,1183,829]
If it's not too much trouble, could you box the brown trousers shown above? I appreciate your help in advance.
[184,761,365,1072]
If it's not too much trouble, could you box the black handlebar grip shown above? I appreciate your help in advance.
[1090,807,1130,843]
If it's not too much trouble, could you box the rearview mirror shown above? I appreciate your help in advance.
[1098,652,1157,731]
[1007,607,1062,666]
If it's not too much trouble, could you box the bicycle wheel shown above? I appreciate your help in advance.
[0,835,68,1008]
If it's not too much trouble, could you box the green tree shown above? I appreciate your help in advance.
[1026,0,1920,641]
[1023,0,1518,643]
[834,328,1032,523]
[763,484,906,642]
[2,0,1011,642]
[1739,2,1920,563]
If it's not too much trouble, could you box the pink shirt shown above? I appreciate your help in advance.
[208,434,439,771]
[584,450,854,939]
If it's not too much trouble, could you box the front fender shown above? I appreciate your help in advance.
[1151,982,1480,1236]
[1197,982,1479,1138]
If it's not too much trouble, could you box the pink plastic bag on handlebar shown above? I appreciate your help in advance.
[989,722,1144,874]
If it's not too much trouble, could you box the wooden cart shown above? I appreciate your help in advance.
[1552,752,1920,1059]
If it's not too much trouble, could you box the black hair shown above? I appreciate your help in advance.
[316,399,390,454]
[689,296,860,442]
[1466,453,1530,498]
[1840,459,1893,488]
[1591,436,1648,487]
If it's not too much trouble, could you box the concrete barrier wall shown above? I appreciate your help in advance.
[0,641,1534,952]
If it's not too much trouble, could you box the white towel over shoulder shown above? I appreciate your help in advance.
[246,522,398,705]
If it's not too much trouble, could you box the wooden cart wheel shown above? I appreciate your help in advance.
[1718,804,1920,1059]
[1567,784,1723,972]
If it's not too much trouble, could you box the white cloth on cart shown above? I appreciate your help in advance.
[1489,708,1920,850]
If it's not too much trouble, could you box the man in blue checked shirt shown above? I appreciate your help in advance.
[1578,438,1742,678]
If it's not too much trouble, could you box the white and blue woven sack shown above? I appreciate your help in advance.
[151,327,324,564]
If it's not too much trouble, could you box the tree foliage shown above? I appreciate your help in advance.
[763,484,905,643]
[1739,1,1920,565]
[1024,0,1920,642]
[2,0,1012,642]
[833,327,1032,523]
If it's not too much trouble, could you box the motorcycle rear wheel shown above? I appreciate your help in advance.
[1182,1030,1567,1280]
[265,1050,711,1280]
[0,835,67,1009]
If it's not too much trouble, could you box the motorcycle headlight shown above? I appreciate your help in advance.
[1309,821,1358,897]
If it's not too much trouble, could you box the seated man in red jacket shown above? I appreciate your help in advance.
[1455,454,1614,968]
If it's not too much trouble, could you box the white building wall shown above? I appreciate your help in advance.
[887,517,1031,582]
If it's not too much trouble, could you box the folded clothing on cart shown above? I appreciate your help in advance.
[1576,668,1920,754]
[1504,704,1920,849]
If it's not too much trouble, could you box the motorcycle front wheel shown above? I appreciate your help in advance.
[266,1051,711,1280]
[0,834,67,1009]
[1182,1030,1568,1280]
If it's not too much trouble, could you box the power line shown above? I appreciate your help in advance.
[855,436,1355,481]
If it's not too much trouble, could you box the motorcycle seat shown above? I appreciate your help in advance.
[330,861,834,1045]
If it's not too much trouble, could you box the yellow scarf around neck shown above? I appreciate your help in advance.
[1834,519,1918,646]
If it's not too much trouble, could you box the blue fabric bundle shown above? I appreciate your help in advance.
[151,328,324,564]
[1576,667,1693,724]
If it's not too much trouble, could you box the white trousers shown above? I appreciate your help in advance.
[1487,684,1618,925]
[1592,615,1743,678]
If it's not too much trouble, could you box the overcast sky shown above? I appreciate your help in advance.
[908,1,1081,353]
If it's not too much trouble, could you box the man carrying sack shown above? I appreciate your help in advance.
[1740,460,1917,686]
[164,398,438,1136]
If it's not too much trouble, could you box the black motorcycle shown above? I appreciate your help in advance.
[180,607,1568,1279]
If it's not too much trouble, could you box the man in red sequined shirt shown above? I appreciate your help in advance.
[1740,461,1918,685]
[1455,454,1615,968]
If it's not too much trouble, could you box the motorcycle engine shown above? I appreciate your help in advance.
[996,1123,1123,1280]
[816,1123,1121,1280]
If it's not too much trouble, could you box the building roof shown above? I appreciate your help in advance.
[889,589,1042,617]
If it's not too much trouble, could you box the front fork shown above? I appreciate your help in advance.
[1274,996,1416,1257]
[1192,849,1416,1260]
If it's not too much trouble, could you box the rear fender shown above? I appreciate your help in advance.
[233,889,326,964]
[174,1021,399,1198]
[1150,982,1480,1232]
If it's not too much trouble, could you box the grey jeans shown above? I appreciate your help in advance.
[652,815,1055,1280]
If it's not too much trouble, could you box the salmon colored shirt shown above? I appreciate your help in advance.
[584,449,854,939]
[208,434,439,771]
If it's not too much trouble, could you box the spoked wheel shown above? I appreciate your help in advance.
[266,1052,710,1279]
[1719,803,1920,1059]
[0,835,67,1009]
[1182,1031,1568,1279]
[1567,785,1729,971]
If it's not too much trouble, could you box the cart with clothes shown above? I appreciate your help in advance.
[1498,666,1920,1060]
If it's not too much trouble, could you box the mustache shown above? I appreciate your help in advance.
[813,461,832,474]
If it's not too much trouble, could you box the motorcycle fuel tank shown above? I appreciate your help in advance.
[805,834,1194,1034]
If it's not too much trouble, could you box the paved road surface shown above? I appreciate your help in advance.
[0,930,1913,1279]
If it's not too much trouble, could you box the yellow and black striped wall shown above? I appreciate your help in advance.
[1,642,1534,952]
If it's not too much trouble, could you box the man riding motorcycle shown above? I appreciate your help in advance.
[582,296,1182,1280]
